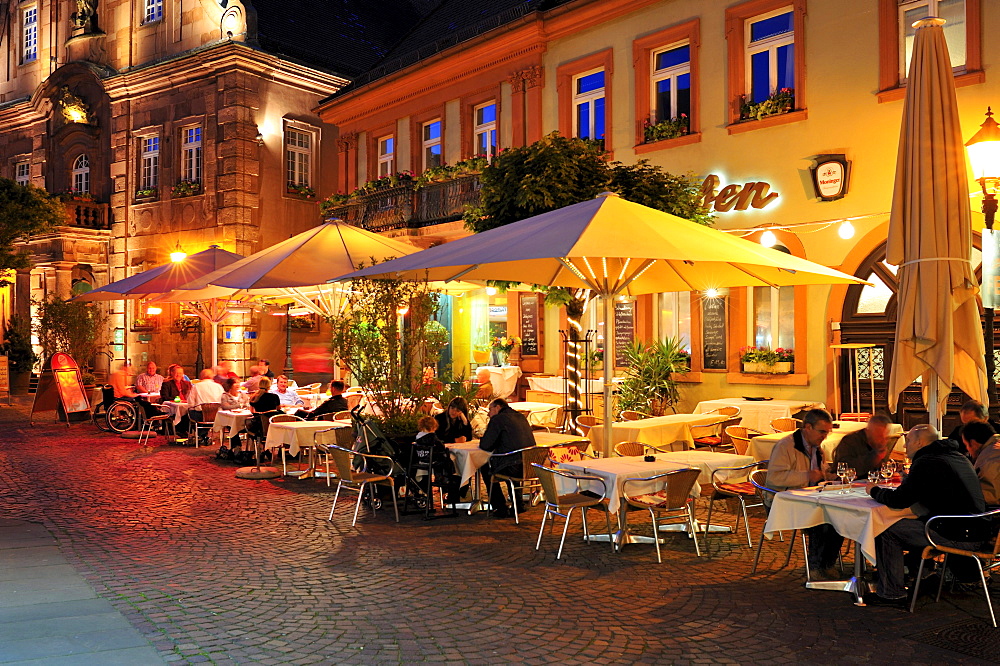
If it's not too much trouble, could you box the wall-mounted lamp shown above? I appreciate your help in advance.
[169,242,187,263]
[255,132,265,146]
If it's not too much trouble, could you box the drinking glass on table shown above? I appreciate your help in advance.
[868,470,879,484]
[836,462,848,488]
[880,462,895,486]
[843,467,856,492]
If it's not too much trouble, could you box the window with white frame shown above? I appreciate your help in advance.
[751,285,795,350]
[139,137,159,191]
[898,0,965,79]
[651,44,691,124]
[285,127,312,188]
[745,8,795,104]
[14,161,30,187]
[144,0,163,23]
[181,127,202,183]
[657,292,691,350]
[72,155,91,194]
[573,70,605,141]
[422,120,442,170]
[22,6,38,63]
[377,136,394,177]
[474,102,497,159]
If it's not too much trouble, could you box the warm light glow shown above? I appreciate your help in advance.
[966,108,1000,182]
[288,307,311,316]
[170,242,187,263]
[760,230,777,248]
[227,307,252,314]
[838,220,855,239]
[705,288,720,299]
[397,306,410,315]
[146,306,163,316]
[64,105,88,123]
[485,287,497,296]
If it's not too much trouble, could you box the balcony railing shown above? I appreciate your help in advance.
[326,175,481,233]
[63,201,110,230]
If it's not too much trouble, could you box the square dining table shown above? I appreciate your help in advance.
[694,398,825,433]
[587,413,722,453]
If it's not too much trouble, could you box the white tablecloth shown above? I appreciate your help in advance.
[749,422,905,462]
[480,365,523,399]
[527,376,604,394]
[446,441,492,487]
[653,450,756,486]
[557,455,700,514]
[265,421,349,456]
[212,409,252,433]
[589,414,722,452]
[764,486,916,564]
[159,401,189,426]
[507,401,561,427]
[694,398,825,433]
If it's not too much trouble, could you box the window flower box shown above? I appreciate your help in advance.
[171,180,202,197]
[739,88,795,123]
[643,115,690,143]
[742,361,792,374]
[740,346,793,374]
[134,187,158,202]
[286,184,316,198]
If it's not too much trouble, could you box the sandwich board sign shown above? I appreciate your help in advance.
[30,353,91,426]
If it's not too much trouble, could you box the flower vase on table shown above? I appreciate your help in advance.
[493,351,508,366]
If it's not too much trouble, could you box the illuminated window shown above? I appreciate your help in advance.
[285,128,312,187]
[72,154,90,194]
[22,6,38,63]
[573,70,605,142]
[898,0,965,79]
[145,0,163,23]
[377,136,394,177]
[651,44,691,124]
[658,292,691,349]
[746,9,794,104]
[751,286,795,350]
[15,161,30,187]
[473,103,497,159]
[181,127,202,183]
[140,137,159,190]
[422,120,442,170]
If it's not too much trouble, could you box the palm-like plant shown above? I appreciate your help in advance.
[616,337,688,417]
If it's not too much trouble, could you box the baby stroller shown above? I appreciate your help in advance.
[396,436,460,519]
[348,404,406,511]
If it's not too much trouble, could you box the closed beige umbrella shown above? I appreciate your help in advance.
[887,17,987,425]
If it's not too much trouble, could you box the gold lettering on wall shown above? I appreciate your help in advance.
[701,174,779,213]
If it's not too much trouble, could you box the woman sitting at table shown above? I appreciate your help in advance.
[220,377,249,411]
[160,364,194,437]
[246,377,281,442]
[435,397,473,443]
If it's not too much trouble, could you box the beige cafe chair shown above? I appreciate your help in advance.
[749,467,798,575]
[619,410,651,421]
[691,416,742,452]
[621,467,702,562]
[770,417,801,433]
[575,415,603,438]
[725,426,764,456]
[908,508,1000,626]
[489,446,553,524]
[334,410,353,421]
[322,443,399,526]
[704,461,767,550]
[532,464,615,560]
[614,441,647,458]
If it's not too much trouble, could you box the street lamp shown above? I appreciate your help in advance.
[965,107,1000,417]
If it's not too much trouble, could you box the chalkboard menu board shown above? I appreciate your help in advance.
[519,293,540,356]
[702,297,727,370]
[613,300,635,367]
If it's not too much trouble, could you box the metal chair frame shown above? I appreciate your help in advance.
[749,467,798,574]
[770,417,802,433]
[137,412,170,446]
[908,508,1000,626]
[193,402,221,449]
[704,461,767,550]
[321,443,399,526]
[725,426,764,456]
[269,413,305,475]
[532,463,614,560]
[690,416,742,452]
[621,468,702,562]
[489,446,552,524]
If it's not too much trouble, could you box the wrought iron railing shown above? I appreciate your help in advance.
[413,176,482,227]
[63,201,110,230]
[325,175,481,232]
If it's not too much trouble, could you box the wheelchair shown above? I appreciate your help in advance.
[92,385,144,433]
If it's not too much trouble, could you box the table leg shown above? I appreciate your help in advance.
[586,511,664,547]
[804,538,864,605]
[466,470,491,514]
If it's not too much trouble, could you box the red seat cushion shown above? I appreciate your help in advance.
[717,481,756,496]
[694,436,722,446]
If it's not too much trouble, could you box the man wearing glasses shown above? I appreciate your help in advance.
[767,408,843,579]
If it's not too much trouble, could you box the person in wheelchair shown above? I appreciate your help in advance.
[109,361,160,419]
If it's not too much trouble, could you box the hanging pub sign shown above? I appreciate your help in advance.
[810,154,851,201]
[982,229,1000,309]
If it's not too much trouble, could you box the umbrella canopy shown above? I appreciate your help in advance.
[344,192,867,455]
[76,246,244,301]
[886,17,987,425]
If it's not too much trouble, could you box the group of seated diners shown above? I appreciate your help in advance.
[765,400,999,607]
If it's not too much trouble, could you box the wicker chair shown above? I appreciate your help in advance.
[770,417,801,433]
[333,410,352,421]
[691,416,743,452]
[614,441,647,457]
[322,443,399,526]
[908,508,1000,625]
[532,464,615,560]
[490,446,553,524]
[749,467,798,575]
[704,461,767,550]
[619,410,651,421]
[715,406,741,418]
[575,415,603,438]
[725,426,764,456]
[621,467,702,562]
[193,402,221,449]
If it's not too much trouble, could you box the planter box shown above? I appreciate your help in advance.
[742,361,792,374]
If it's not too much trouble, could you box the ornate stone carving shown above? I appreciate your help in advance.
[72,0,98,30]
[508,65,543,93]
[56,87,94,126]
[337,132,358,153]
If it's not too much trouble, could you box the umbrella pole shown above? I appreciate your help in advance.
[927,372,942,432]
[602,293,614,458]
[211,322,218,368]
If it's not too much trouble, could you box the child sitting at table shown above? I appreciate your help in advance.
[414,416,461,505]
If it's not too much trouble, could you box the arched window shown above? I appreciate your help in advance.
[72,154,90,194]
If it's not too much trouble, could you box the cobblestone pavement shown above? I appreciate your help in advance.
[0,402,996,665]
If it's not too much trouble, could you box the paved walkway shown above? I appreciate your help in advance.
[0,401,996,664]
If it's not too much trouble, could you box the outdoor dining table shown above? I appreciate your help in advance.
[480,365,522,399]
[764,485,916,604]
[265,420,341,457]
[212,409,252,434]
[694,398,825,433]
[587,413,722,453]
[507,401,561,427]
[158,400,189,426]
[526,376,604,394]
[748,421,905,462]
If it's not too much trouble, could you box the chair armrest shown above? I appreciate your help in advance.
[925,508,1000,547]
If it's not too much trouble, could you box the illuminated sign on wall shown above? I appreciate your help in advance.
[810,154,851,201]
[700,174,779,213]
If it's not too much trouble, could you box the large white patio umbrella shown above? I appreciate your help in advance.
[886,17,987,428]
[342,192,868,455]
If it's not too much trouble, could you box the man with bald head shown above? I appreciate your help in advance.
[865,424,988,606]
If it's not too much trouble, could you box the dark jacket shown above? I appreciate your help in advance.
[870,438,988,540]
[479,406,534,474]
[160,378,192,403]
[434,411,473,443]
[306,394,349,420]
[948,419,1000,454]
[832,429,890,479]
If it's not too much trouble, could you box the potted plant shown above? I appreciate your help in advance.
[171,180,202,197]
[741,346,794,373]
[131,317,155,331]
[286,183,316,198]
[134,186,158,201]
[33,295,105,375]
[423,320,450,367]
[491,335,520,366]
[585,348,604,372]
[643,114,690,143]
[472,343,491,365]
[739,88,795,122]
[57,190,96,202]
[616,337,687,416]
[173,316,200,332]
[2,315,38,394]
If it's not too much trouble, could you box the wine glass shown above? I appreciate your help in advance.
[880,462,895,486]
[844,467,856,493]
[836,462,848,488]
[868,470,879,484]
